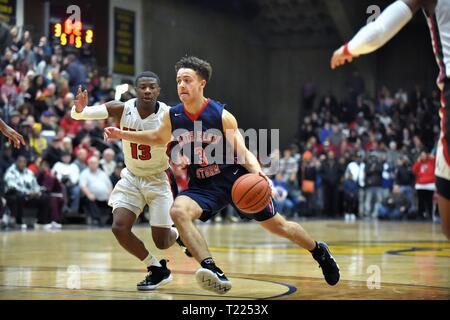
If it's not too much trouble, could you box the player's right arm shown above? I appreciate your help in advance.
[330,0,432,69]
[71,86,124,122]
[103,110,172,146]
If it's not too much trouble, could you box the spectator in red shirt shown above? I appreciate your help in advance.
[412,151,436,220]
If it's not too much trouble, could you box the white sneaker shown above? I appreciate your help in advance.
[21,224,28,230]
[51,221,62,229]
[214,215,223,223]
[42,223,53,230]
[35,223,52,230]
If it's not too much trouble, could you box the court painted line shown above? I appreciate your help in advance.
[0,282,294,300]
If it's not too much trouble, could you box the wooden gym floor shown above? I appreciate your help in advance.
[0,219,449,300]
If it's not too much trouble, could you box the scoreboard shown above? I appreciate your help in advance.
[48,4,94,55]
[50,17,94,50]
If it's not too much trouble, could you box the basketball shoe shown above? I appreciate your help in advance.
[195,265,232,294]
[137,259,173,291]
[312,241,340,286]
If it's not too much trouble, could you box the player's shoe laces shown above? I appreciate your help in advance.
[195,266,232,294]
[312,242,340,286]
[176,235,193,258]
[137,259,173,291]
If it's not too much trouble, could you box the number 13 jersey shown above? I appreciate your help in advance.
[120,98,170,177]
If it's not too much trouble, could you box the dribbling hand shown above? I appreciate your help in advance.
[258,172,277,198]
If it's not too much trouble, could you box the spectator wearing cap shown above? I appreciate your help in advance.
[40,110,52,129]
[29,123,48,156]
[62,136,73,155]
[8,110,22,131]
[298,150,317,216]
[51,151,81,215]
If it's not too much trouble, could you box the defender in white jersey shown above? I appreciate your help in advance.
[330,0,450,240]
[72,71,187,290]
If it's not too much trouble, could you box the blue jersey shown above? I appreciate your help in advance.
[169,98,276,223]
[169,98,237,184]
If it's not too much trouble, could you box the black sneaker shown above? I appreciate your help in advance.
[137,259,173,291]
[195,266,232,294]
[312,242,340,286]
[175,232,193,258]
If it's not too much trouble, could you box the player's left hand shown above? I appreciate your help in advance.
[1,124,26,149]
[104,126,122,142]
[331,45,358,69]
[258,172,277,198]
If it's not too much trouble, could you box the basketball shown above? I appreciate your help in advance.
[231,173,271,214]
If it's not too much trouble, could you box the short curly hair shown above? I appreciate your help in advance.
[175,56,212,82]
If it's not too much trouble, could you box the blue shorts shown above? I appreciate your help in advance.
[177,165,276,222]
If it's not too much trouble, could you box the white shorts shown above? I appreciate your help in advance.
[435,138,450,181]
[108,168,174,228]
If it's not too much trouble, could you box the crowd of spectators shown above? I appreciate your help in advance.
[0,26,442,230]
[0,26,124,230]
[268,74,441,222]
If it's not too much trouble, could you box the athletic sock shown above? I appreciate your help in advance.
[142,253,162,268]
[201,257,216,270]
[309,241,322,256]
[171,227,179,239]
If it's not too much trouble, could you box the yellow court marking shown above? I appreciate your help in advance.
[209,242,450,256]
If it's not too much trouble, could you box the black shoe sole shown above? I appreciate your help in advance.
[137,274,173,291]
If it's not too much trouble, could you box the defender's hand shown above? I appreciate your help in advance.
[331,45,358,69]
[74,86,88,113]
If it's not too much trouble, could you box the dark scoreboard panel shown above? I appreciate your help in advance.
[0,0,16,25]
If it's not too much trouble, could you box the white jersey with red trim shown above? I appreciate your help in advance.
[119,98,170,177]
[424,0,450,89]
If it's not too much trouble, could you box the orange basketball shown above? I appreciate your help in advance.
[232,173,271,214]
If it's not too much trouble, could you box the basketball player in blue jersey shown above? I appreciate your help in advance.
[72,71,188,290]
[331,0,450,240]
[104,56,340,294]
